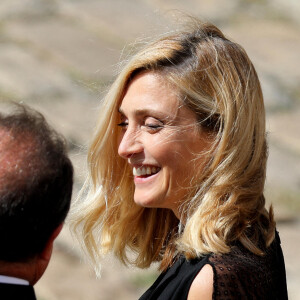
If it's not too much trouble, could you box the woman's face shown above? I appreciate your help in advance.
[118,72,212,217]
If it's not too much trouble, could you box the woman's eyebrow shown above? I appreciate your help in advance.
[135,109,167,118]
[118,107,169,119]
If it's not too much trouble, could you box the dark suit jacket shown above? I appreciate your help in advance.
[0,282,36,300]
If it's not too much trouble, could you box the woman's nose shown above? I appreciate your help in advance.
[118,129,143,159]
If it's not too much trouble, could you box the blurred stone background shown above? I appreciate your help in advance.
[0,0,299,299]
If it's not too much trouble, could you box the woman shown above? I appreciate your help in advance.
[73,21,288,299]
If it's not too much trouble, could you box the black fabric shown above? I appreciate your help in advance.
[139,231,288,300]
[0,283,37,300]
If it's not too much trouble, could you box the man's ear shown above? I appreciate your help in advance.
[40,223,63,261]
[31,224,64,285]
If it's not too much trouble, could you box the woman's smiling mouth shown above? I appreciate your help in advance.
[133,166,160,177]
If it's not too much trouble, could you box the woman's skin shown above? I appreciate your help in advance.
[118,71,212,219]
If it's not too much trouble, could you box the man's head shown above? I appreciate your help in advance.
[0,102,73,281]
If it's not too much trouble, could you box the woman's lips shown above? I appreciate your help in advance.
[133,166,161,184]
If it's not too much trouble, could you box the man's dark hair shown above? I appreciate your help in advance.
[0,102,73,262]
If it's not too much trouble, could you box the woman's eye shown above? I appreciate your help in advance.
[117,122,128,129]
[145,124,162,129]
[143,118,164,131]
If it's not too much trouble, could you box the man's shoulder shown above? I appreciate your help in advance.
[0,282,37,300]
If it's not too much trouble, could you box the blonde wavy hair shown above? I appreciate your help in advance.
[72,21,275,271]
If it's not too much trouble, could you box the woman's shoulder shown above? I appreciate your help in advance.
[202,233,287,299]
[187,242,271,300]
[141,233,287,300]
[187,264,214,300]
[187,242,259,300]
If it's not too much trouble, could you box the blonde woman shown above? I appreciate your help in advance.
[73,21,288,299]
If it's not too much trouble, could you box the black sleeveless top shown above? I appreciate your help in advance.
[139,231,288,300]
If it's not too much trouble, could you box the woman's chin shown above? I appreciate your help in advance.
[134,198,156,208]
[133,193,164,209]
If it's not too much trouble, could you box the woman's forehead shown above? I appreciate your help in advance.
[119,72,181,114]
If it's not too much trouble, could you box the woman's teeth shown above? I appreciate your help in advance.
[133,166,160,176]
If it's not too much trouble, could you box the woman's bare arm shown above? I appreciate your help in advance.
[187,264,214,300]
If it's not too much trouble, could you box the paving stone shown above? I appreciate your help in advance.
[60,0,170,41]
[224,20,300,90]
[0,43,83,100]
[0,0,59,20]
[6,17,121,77]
